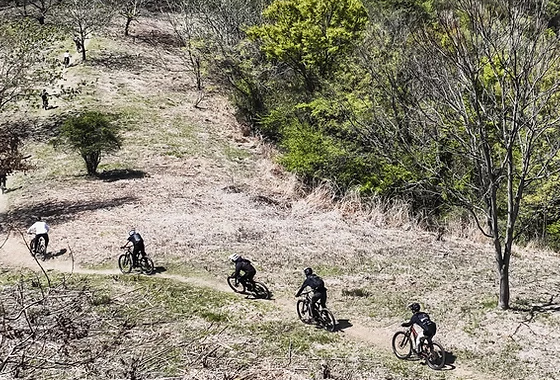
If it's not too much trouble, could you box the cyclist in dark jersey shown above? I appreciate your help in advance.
[401,302,437,352]
[295,267,327,320]
[122,230,146,266]
[229,254,257,290]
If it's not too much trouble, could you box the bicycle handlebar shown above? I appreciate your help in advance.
[298,290,313,297]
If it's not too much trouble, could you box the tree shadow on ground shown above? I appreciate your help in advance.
[335,318,353,331]
[3,196,138,228]
[511,297,560,313]
[132,29,183,50]
[98,169,148,182]
[87,50,160,72]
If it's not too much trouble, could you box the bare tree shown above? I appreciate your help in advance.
[57,0,113,61]
[11,0,63,24]
[0,17,61,112]
[403,0,560,309]
[106,0,148,36]
[0,277,109,377]
[167,0,267,91]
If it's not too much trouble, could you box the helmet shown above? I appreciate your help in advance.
[408,302,421,312]
[303,267,313,276]
[229,253,240,262]
[129,230,136,236]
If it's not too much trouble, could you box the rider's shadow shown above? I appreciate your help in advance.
[335,319,353,331]
[152,266,167,274]
[244,291,274,300]
[442,351,457,370]
[39,248,67,260]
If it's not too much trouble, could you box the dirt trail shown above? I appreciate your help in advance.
[1,186,495,380]
[0,34,495,378]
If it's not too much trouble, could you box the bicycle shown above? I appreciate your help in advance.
[118,246,155,275]
[29,235,47,261]
[296,291,337,332]
[392,325,446,370]
[227,273,271,299]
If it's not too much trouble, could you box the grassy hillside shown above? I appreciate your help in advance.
[1,15,560,380]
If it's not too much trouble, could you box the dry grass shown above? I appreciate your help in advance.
[1,13,560,380]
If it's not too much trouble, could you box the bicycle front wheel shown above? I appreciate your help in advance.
[29,239,36,256]
[426,342,446,370]
[118,254,133,274]
[320,309,337,332]
[252,282,271,299]
[392,331,413,359]
[140,257,155,275]
[227,276,245,293]
[297,300,311,323]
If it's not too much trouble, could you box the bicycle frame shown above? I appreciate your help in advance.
[299,291,320,316]
[406,325,433,354]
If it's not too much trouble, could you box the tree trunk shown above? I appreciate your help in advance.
[498,263,510,309]
[83,152,100,176]
[125,17,132,36]
[81,39,87,61]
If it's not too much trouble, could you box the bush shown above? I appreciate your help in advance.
[55,111,122,176]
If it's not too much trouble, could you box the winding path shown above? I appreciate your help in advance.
[0,183,491,380]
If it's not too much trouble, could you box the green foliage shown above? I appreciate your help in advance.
[0,120,35,176]
[0,17,63,111]
[247,0,368,92]
[56,111,122,176]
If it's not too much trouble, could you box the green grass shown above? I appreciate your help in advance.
[243,320,339,355]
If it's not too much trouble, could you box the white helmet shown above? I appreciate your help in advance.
[228,253,240,262]
[129,230,136,236]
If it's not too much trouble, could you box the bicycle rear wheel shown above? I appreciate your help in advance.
[118,254,133,274]
[426,342,446,370]
[392,331,413,359]
[320,309,337,332]
[227,275,245,293]
[252,282,271,299]
[140,257,155,275]
[37,237,46,255]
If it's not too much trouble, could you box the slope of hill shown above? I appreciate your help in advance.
[1,15,560,380]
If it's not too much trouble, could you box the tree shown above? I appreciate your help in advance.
[167,0,268,91]
[0,121,32,177]
[0,17,61,112]
[394,0,560,309]
[0,18,61,177]
[107,0,148,36]
[58,0,113,61]
[247,0,369,93]
[56,111,122,176]
[12,0,63,24]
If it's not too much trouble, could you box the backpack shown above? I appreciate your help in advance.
[307,274,325,290]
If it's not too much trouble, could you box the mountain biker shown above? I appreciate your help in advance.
[121,230,146,266]
[401,302,437,353]
[27,217,50,254]
[229,253,256,290]
[295,267,327,321]
[40,89,49,110]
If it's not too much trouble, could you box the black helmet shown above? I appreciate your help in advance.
[303,267,313,276]
[408,302,421,312]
